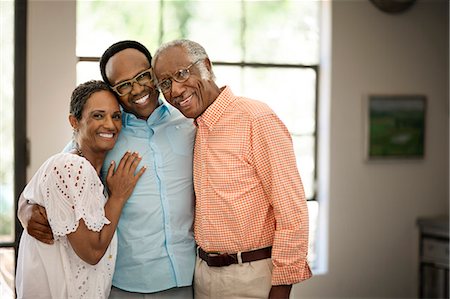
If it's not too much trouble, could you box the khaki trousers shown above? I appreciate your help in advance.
[194,256,273,299]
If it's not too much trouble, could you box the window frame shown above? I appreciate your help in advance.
[76,0,321,268]
[0,1,27,297]
[0,0,27,255]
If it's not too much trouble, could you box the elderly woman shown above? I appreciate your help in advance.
[15,80,146,299]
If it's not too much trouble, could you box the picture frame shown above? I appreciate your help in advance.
[365,94,426,160]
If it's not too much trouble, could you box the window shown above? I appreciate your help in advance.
[77,0,320,267]
[0,1,15,298]
[1,1,27,298]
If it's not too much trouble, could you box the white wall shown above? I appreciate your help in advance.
[27,1,449,298]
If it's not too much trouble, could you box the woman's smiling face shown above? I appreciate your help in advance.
[75,90,122,153]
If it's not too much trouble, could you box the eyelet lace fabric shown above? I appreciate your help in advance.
[16,153,116,299]
[43,154,110,239]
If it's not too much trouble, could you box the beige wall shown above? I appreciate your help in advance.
[27,0,449,298]
[27,0,76,175]
[296,1,449,298]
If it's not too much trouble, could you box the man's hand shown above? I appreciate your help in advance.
[27,205,54,244]
[269,285,292,299]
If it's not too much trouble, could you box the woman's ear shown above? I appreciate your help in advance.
[69,114,79,131]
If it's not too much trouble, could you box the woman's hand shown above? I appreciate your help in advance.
[68,151,146,265]
[106,151,146,202]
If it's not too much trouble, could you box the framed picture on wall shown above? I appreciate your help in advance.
[365,94,426,160]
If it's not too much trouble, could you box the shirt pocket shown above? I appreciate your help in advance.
[165,123,196,157]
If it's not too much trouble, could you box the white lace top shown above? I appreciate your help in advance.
[16,153,117,299]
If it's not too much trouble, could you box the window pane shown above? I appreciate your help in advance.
[215,66,316,136]
[76,1,160,57]
[242,67,316,135]
[0,248,15,299]
[244,0,320,64]
[214,65,244,92]
[176,1,242,62]
[292,135,315,200]
[307,200,319,267]
[77,61,103,85]
[76,1,320,64]
[0,0,15,245]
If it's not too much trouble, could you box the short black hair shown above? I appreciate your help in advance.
[70,80,111,120]
[99,40,153,87]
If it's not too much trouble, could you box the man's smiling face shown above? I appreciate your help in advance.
[106,48,159,120]
[153,46,216,119]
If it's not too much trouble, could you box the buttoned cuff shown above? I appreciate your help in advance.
[271,260,313,286]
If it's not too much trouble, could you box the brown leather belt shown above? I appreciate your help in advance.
[198,246,272,267]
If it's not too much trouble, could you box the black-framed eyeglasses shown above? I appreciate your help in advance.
[157,60,202,93]
[111,68,153,96]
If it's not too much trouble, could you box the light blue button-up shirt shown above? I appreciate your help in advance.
[100,101,196,293]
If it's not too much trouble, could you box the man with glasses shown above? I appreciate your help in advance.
[152,39,312,299]
[19,40,196,298]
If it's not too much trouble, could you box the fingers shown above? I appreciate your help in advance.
[106,160,115,180]
[134,165,147,181]
[28,226,54,244]
[123,152,141,173]
[37,205,48,221]
[27,218,54,244]
[129,154,143,173]
[28,204,54,244]
[31,205,49,225]
[116,151,142,174]
[115,151,131,173]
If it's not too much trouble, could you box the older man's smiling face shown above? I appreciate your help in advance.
[153,46,217,119]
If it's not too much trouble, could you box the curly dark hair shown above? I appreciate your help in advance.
[70,80,111,120]
[99,40,153,87]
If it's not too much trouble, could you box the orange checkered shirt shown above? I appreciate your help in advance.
[193,86,312,285]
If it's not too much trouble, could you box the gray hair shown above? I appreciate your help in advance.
[152,39,216,82]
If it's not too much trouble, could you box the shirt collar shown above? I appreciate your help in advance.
[195,86,235,130]
[122,98,172,127]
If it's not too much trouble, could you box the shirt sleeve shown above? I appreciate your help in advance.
[42,155,111,239]
[251,112,312,285]
[17,191,30,229]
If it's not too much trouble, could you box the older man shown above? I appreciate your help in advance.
[152,39,312,299]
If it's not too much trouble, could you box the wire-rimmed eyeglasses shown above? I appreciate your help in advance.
[157,60,202,94]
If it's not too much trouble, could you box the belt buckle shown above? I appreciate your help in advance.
[207,252,237,267]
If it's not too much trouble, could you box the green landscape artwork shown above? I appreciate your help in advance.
[368,95,426,159]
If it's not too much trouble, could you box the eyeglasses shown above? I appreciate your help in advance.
[111,68,153,96]
[157,60,202,93]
